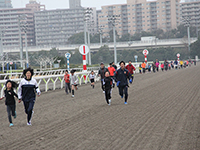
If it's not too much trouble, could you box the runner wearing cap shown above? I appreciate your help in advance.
[98,62,108,93]
[114,61,132,104]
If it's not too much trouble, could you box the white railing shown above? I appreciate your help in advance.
[0,71,100,97]
[0,67,99,80]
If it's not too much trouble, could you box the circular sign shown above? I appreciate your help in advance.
[65,52,71,59]
[143,49,149,56]
[10,62,13,65]
[177,53,180,57]
[134,55,138,59]
[79,45,89,55]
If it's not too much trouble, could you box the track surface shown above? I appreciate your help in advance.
[0,65,200,150]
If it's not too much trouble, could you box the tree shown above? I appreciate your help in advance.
[190,37,200,58]
[68,32,84,44]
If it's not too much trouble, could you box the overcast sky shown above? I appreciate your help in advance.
[12,0,127,10]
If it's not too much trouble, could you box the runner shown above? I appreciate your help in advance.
[125,60,136,82]
[161,63,164,71]
[18,68,41,126]
[155,59,159,72]
[108,63,116,79]
[114,61,132,104]
[0,80,18,127]
[98,62,108,93]
[152,62,156,73]
[70,69,79,98]
[102,71,115,105]
[89,71,95,89]
[64,70,71,94]
[112,62,117,70]
[141,62,146,74]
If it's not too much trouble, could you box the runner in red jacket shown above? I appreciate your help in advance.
[125,60,136,81]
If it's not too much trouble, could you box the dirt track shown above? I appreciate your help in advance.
[0,65,200,150]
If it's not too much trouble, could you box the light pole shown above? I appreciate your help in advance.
[21,22,29,68]
[108,15,120,64]
[0,30,3,57]
[84,7,93,65]
[99,27,103,46]
[182,17,191,58]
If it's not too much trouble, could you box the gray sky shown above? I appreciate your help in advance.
[12,0,127,10]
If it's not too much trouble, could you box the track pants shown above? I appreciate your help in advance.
[105,89,111,104]
[7,105,15,123]
[65,82,71,94]
[118,86,128,102]
[23,100,35,123]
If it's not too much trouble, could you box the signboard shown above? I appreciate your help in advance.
[79,45,89,55]
[177,53,180,57]
[143,49,149,55]
[134,55,138,59]
[65,52,71,59]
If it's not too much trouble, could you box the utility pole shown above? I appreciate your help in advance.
[99,27,103,46]
[108,15,120,64]
[18,15,24,68]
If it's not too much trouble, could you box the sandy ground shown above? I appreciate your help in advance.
[0,64,200,150]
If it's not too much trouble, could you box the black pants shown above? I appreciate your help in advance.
[7,105,15,123]
[105,89,111,104]
[101,80,104,91]
[156,67,159,72]
[65,82,71,94]
[118,86,128,102]
[23,100,35,123]
[143,68,145,73]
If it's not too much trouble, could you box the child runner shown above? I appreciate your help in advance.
[64,70,71,94]
[102,71,115,105]
[0,80,18,127]
[161,63,164,71]
[89,71,95,89]
[114,61,132,104]
[18,68,41,126]
[70,69,79,98]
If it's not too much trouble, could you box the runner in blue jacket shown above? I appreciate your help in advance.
[114,61,132,104]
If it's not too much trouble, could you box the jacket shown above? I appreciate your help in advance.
[103,77,114,91]
[4,89,18,105]
[114,68,131,87]
[98,67,108,79]
[18,78,40,102]
[70,74,79,85]
[64,74,70,83]
[108,66,116,76]
[125,64,136,74]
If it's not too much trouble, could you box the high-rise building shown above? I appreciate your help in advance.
[26,0,45,12]
[127,0,181,34]
[180,0,200,28]
[34,8,85,46]
[69,0,81,9]
[98,4,128,37]
[0,8,35,47]
[0,0,12,8]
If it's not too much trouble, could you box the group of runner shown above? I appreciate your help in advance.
[139,59,196,73]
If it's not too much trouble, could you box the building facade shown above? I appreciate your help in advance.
[180,0,200,28]
[0,0,12,9]
[34,8,85,46]
[98,0,181,36]
[98,4,128,38]
[0,8,35,47]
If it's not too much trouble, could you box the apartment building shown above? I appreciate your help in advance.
[69,0,81,9]
[34,8,85,46]
[26,0,45,12]
[127,0,181,34]
[0,0,12,9]
[98,4,128,38]
[0,8,35,47]
[180,0,200,27]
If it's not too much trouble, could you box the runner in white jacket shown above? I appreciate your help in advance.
[70,70,79,98]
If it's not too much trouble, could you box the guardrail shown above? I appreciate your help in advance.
[0,67,99,80]
[0,71,100,97]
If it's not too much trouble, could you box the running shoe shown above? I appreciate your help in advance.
[124,102,128,105]
[109,99,111,103]
[29,111,34,123]
[121,95,123,98]
[27,122,32,126]
[103,91,105,94]
[108,103,111,106]
[72,95,74,98]
[14,111,17,119]
[9,123,14,127]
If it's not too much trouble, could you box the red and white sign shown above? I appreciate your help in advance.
[143,49,149,56]
[79,45,89,55]
[177,53,180,57]
[10,62,13,65]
